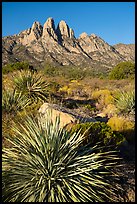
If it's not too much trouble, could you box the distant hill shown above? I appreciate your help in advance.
[2,17,135,69]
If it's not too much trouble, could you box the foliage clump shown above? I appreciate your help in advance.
[109,61,135,80]
[107,116,135,143]
[58,80,85,97]
[2,62,30,74]
[2,88,30,115]
[13,70,49,103]
[70,121,125,147]
[2,114,122,202]
[114,90,135,117]
[92,89,114,108]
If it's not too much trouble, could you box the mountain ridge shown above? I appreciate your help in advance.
[2,17,135,69]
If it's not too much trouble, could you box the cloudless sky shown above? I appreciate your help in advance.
[2,2,135,45]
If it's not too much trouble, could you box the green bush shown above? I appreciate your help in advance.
[2,114,122,202]
[43,64,108,80]
[2,62,30,74]
[109,61,135,80]
[71,122,125,147]
[84,104,96,112]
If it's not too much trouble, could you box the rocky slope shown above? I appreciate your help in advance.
[2,17,135,69]
[113,43,135,62]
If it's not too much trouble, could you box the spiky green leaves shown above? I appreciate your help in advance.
[115,90,135,116]
[2,88,30,114]
[13,70,49,103]
[2,112,122,202]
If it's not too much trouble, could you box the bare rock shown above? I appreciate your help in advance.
[2,17,135,68]
[19,21,43,45]
[79,32,88,39]
[38,103,97,129]
[31,21,43,40]
[43,17,58,41]
[69,28,75,39]
[56,20,70,38]
[113,43,135,61]
[38,103,77,129]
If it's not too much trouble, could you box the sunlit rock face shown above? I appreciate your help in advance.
[2,17,135,67]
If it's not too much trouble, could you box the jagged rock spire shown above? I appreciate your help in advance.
[43,17,57,40]
[31,21,43,40]
[56,20,70,37]
[43,17,55,30]
[79,32,88,39]
[56,20,75,39]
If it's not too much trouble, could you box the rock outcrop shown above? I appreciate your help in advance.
[2,17,135,68]
[38,103,97,129]
[113,43,135,61]
[43,17,58,41]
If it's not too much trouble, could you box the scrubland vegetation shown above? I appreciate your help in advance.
[2,61,135,202]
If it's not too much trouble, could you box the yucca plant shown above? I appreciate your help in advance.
[13,70,49,103]
[2,87,30,114]
[2,112,123,202]
[114,90,135,116]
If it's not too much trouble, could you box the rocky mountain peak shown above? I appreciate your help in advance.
[79,32,88,39]
[69,28,75,38]
[57,20,70,37]
[90,33,97,38]
[2,17,135,68]
[31,21,43,40]
[43,17,58,40]
[43,17,55,30]
[56,20,75,39]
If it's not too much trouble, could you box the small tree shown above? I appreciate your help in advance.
[109,61,135,80]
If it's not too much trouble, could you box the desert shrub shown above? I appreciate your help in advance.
[109,61,135,80]
[43,65,97,80]
[47,81,61,94]
[84,104,96,112]
[13,70,49,103]
[62,100,78,109]
[70,122,125,147]
[107,116,135,143]
[2,75,15,91]
[101,104,118,118]
[58,80,86,97]
[2,112,16,148]
[92,89,114,109]
[2,114,122,202]
[58,85,70,96]
[114,90,135,117]
[2,61,30,74]
[2,100,43,149]
[44,64,59,76]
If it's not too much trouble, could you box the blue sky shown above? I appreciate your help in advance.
[2,2,135,45]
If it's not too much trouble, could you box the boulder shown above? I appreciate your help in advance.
[38,103,77,129]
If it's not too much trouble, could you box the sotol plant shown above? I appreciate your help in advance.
[2,87,30,114]
[13,70,49,103]
[3,112,122,202]
[114,90,135,116]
